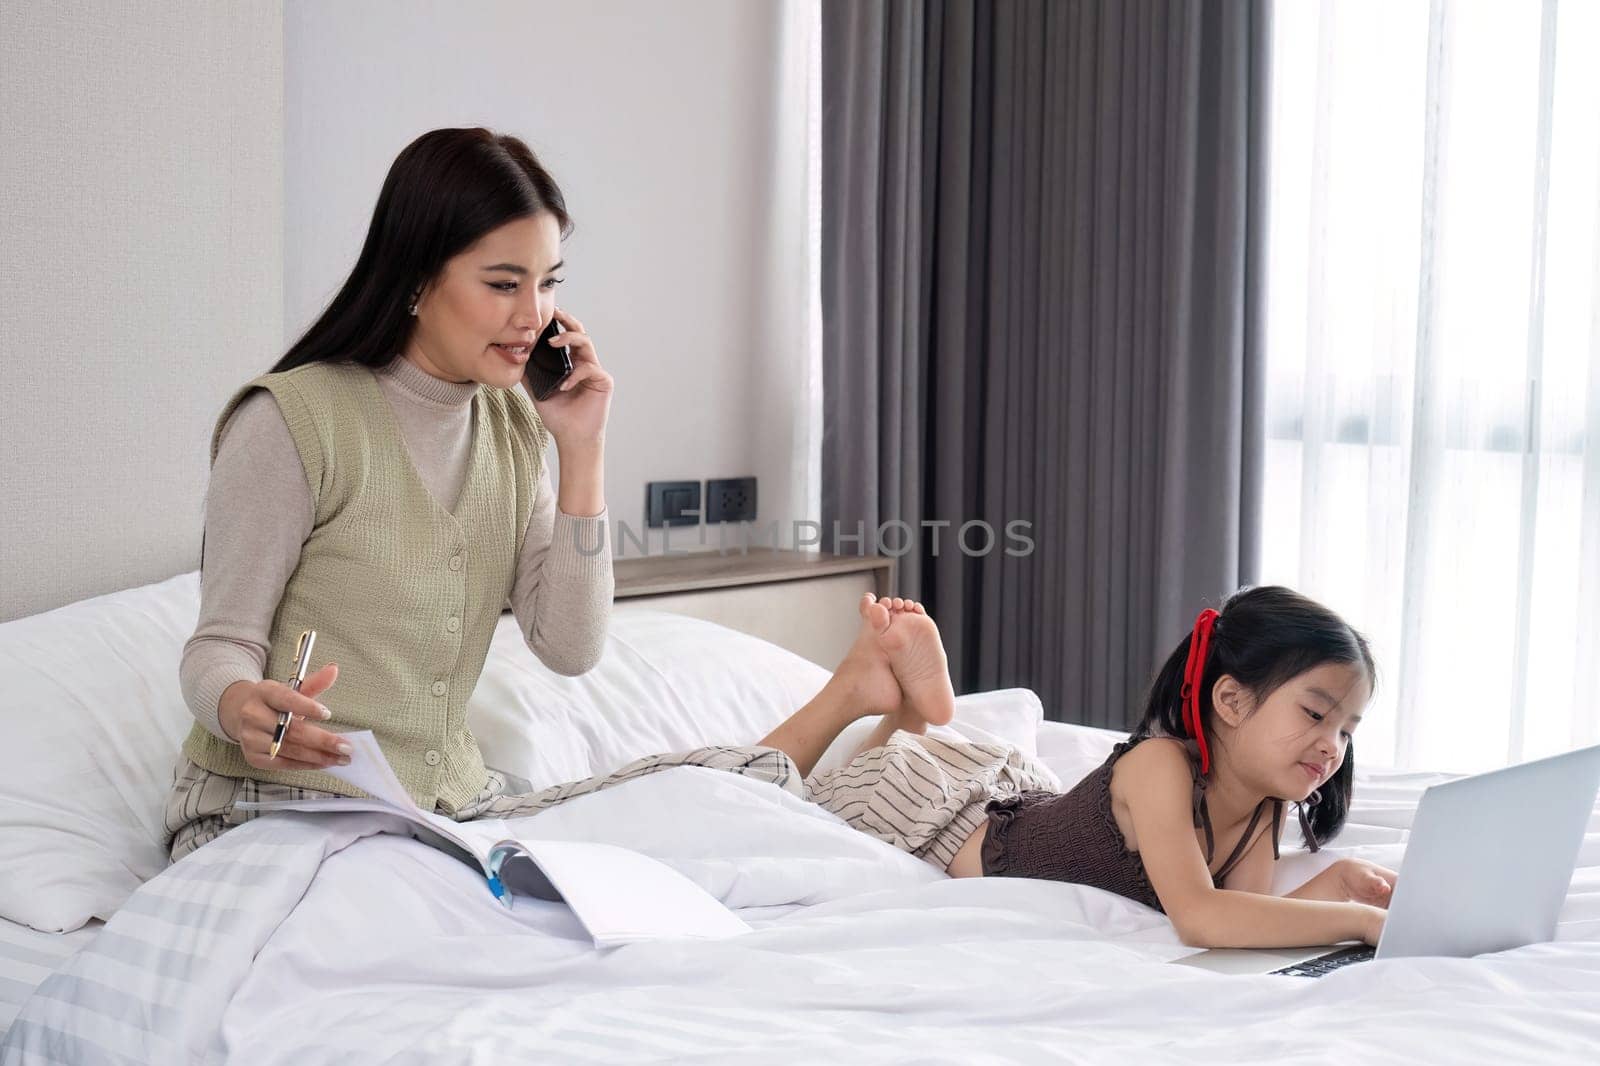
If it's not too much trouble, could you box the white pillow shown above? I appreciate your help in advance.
[0,571,200,932]
[1035,717,1126,790]
[804,686,1054,781]
[467,607,834,789]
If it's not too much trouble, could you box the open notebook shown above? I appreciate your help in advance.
[235,730,751,949]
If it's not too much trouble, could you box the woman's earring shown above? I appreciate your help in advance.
[408,290,420,316]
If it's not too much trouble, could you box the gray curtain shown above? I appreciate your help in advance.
[820,0,1270,730]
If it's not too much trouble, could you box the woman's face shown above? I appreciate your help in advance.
[403,211,565,387]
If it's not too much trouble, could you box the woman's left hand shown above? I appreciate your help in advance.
[526,307,613,446]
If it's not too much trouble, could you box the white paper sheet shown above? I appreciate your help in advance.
[321,729,415,810]
[505,838,752,946]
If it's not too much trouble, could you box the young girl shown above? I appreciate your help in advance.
[165,127,617,859]
[771,584,1399,950]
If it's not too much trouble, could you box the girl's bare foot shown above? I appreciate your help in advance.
[857,593,956,729]
[825,595,909,719]
[761,594,957,777]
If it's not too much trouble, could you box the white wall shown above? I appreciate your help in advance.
[0,1,284,621]
[284,0,819,558]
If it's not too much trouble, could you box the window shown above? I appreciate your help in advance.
[1261,0,1600,771]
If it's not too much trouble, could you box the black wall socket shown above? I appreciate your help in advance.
[645,480,701,528]
[706,477,757,523]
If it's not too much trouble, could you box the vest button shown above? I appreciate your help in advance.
[424,749,441,766]
[431,680,447,697]
[449,555,462,571]
[446,616,460,633]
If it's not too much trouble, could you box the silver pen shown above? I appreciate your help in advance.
[269,629,316,759]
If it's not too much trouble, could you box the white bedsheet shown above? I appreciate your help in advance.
[4,722,1599,1064]
[0,921,98,1039]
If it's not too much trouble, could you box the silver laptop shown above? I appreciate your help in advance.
[1173,742,1600,977]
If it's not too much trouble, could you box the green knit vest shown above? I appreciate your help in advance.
[181,360,548,813]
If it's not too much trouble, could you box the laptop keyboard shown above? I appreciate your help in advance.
[1270,944,1377,977]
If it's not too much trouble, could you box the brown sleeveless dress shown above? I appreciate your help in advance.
[978,734,1287,913]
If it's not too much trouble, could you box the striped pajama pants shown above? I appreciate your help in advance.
[164,730,1061,872]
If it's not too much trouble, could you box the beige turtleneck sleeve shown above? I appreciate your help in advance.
[180,356,613,742]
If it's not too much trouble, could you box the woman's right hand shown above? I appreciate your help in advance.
[217,663,353,772]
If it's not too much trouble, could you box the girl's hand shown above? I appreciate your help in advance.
[526,307,613,446]
[217,663,353,772]
[1355,902,1388,946]
[1334,857,1399,909]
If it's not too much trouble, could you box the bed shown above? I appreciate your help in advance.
[0,922,99,1038]
[1,571,1598,1063]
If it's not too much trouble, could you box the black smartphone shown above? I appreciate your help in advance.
[524,314,573,400]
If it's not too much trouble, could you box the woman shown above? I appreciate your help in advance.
[166,127,616,859]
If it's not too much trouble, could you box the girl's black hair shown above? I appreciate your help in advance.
[271,126,572,374]
[1132,585,1377,848]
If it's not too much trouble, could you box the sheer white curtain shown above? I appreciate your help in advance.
[1261,0,1600,772]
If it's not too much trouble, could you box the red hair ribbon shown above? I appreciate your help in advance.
[1179,608,1219,775]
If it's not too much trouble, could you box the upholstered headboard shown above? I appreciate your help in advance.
[0,5,284,623]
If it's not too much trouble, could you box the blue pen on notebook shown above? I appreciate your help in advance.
[486,846,512,908]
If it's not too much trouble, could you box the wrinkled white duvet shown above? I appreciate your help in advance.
[5,742,1600,1064]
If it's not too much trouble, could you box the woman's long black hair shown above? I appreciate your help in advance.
[271,127,572,374]
[1132,585,1377,848]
